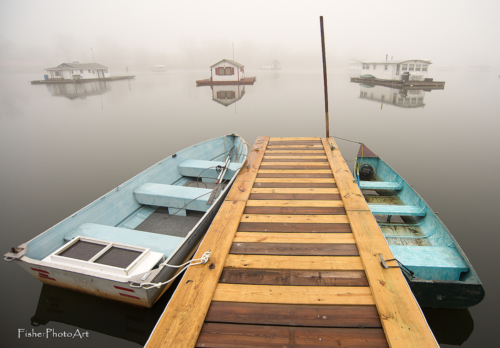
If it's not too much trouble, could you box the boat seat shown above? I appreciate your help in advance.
[368,204,427,216]
[359,181,403,191]
[178,159,240,180]
[63,223,184,258]
[390,245,469,281]
[134,183,213,212]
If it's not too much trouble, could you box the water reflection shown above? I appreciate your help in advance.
[358,84,426,108]
[30,281,177,345]
[210,84,246,107]
[422,307,474,345]
[46,81,110,100]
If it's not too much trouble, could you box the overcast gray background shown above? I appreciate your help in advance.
[1,0,499,72]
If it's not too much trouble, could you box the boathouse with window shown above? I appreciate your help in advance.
[45,62,110,80]
[360,59,432,81]
[210,59,245,83]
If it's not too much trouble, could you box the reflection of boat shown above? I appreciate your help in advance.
[152,65,166,72]
[358,84,427,108]
[31,283,173,345]
[421,307,474,346]
[356,145,485,308]
[46,81,110,100]
[5,134,248,307]
[211,85,246,107]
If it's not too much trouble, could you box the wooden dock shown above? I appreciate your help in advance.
[145,137,438,348]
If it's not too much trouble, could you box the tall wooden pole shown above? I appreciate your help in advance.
[320,16,329,138]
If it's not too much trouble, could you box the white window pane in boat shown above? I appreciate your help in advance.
[398,98,404,104]
[372,65,376,69]
[225,67,231,75]
[58,241,107,261]
[416,65,421,71]
[422,65,428,71]
[409,64,414,71]
[404,98,410,105]
[218,67,224,75]
[94,247,142,268]
[402,64,408,70]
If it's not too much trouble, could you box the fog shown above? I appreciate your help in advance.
[1,0,500,72]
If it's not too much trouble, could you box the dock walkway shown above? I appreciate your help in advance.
[146,137,437,347]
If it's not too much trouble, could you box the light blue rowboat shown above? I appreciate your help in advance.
[356,145,484,308]
[4,134,248,307]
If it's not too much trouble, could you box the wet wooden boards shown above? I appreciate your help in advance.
[145,136,437,348]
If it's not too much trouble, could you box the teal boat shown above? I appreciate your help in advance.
[4,134,248,307]
[356,145,484,308]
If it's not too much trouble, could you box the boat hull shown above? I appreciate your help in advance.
[6,134,247,307]
[356,145,484,308]
[405,274,485,309]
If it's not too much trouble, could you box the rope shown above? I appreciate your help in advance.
[130,251,211,289]
[332,135,364,145]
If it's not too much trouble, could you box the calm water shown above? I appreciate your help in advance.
[1,69,499,347]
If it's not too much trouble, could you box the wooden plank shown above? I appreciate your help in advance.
[225,136,270,202]
[145,137,270,348]
[269,137,321,141]
[257,173,334,178]
[240,214,348,224]
[244,206,345,215]
[261,161,329,166]
[249,193,341,200]
[267,145,324,148]
[229,242,359,256]
[205,302,380,327]
[225,254,364,270]
[246,200,343,207]
[253,182,336,188]
[251,187,338,194]
[262,158,328,163]
[213,283,374,305]
[264,151,326,154]
[197,323,388,348]
[266,148,325,156]
[267,141,322,146]
[264,155,327,159]
[321,138,438,347]
[219,269,368,287]
[258,169,332,173]
[258,165,331,170]
[238,222,352,232]
[254,178,335,183]
[234,232,355,244]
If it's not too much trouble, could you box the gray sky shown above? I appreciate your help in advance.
[1,0,499,71]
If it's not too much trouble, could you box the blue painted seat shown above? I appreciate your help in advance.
[64,223,184,258]
[390,245,469,281]
[134,183,212,212]
[178,159,240,180]
[359,181,403,191]
[368,204,427,216]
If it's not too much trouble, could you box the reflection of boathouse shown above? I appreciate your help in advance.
[196,59,256,86]
[47,81,110,100]
[359,84,426,108]
[211,85,245,107]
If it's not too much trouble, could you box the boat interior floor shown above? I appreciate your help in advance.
[135,208,204,238]
[134,180,227,238]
